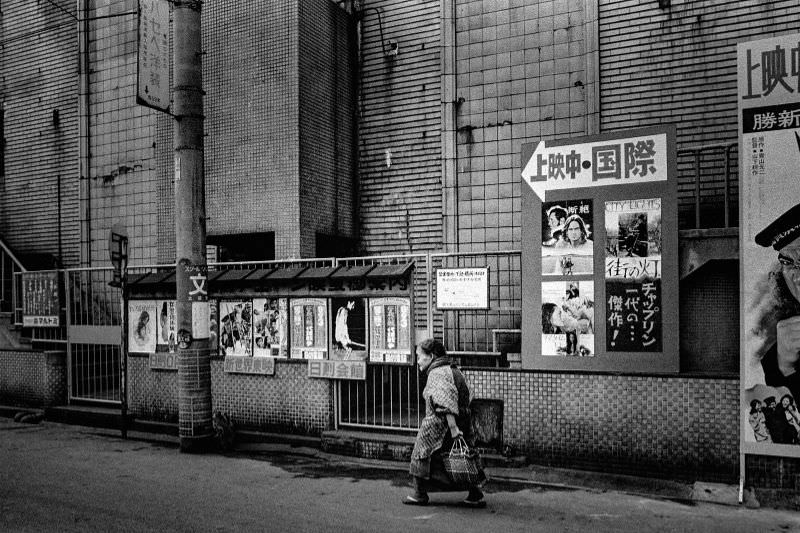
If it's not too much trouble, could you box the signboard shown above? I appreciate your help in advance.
[520,126,678,373]
[129,300,158,353]
[290,298,328,359]
[308,360,366,380]
[738,33,800,457]
[224,355,276,375]
[21,271,60,327]
[369,297,412,363]
[330,297,368,361]
[149,352,178,370]
[436,267,490,310]
[136,0,170,112]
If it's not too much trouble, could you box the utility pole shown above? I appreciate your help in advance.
[173,0,213,452]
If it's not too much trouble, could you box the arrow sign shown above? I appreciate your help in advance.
[521,132,669,201]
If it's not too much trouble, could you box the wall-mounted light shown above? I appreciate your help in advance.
[386,39,399,58]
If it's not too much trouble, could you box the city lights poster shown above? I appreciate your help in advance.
[738,33,800,456]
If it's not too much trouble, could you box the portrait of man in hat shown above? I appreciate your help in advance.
[746,203,800,403]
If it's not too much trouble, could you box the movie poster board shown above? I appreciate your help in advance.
[218,300,252,357]
[21,271,61,327]
[369,297,412,363]
[252,297,288,358]
[290,298,328,360]
[128,300,158,354]
[330,297,368,361]
[738,33,800,457]
[520,126,678,372]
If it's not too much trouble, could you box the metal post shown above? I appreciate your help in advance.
[120,270,128,439]
[173,0,213,452]
[426,252,433,339]
[693,149,701,229]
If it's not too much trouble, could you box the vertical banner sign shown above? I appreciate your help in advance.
[520,125,678,373]
[369,297,412,363]
[738,34,800,457]
[137,0,170,112]
[21,272,60,327]
[178,261,209,341]
[290,298,328,360]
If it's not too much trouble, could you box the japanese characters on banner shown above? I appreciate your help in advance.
[738,33,800,455]
[604,199,663,352]
[136,0,170,112]
[369,297,412,363]
[21,271,61,327]
[520,125,677,373]
[436,268,490,309]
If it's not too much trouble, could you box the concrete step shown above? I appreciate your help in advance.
[45,405,124,430]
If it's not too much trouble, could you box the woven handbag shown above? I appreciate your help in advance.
[442,436,487,487]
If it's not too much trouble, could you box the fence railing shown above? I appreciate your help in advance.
[677,142,738,230]
[0,237,26,320]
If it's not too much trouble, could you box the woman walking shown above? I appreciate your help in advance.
[405,338,486,507]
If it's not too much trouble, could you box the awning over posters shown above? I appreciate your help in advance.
[126,263,415,298]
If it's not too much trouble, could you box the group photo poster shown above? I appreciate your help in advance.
[218,300,252,357]
[252,297,288,358]
[541,281,595,357]
[128,300,158,354]
[542,199,594,276]
[738,33,800,454]
[604,198,663,353]
[331,297,368,361]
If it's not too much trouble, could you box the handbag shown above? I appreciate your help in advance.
[442,436,487,487]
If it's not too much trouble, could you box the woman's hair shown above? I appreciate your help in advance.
[781,394,795,407]
[750,399,761,412]
[418,338,447,359]
[542,303,558,333]
[563,214,589,244]
[136,311,150,336]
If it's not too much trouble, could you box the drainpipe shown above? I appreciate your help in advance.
[77,0,91,267]
[440,0,458,252]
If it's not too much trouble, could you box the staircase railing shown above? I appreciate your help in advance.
[0,236,27,323]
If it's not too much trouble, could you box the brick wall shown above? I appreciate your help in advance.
[0,350,66,407]
[464,369,739,482]
[0,0,80,266]
[128,357,332,435]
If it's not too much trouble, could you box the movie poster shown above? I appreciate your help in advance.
[369,297,412,363]
[208,300,218,352]
[252,297,287,358]
[541,281,595,356]
[156,300,177,353]
[290,298,327,360]
[218,300,252,357]
[128,300,158,353]
[604,198,663,352]
[542,199,593,276]
[330,297,367,361]
[739,34,800,452]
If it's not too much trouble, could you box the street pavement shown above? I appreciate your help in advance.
[1,417,798,532]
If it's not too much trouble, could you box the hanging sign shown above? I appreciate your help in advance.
[136,0,170,112]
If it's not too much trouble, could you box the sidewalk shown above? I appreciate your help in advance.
[0,404,750,509]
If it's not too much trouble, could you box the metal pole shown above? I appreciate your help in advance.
[120,268,128,439]
[173,0,213,452]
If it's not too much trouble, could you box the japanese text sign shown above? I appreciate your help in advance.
[22,271,60,328]
[436,267,490,310]
[137,0,170,112]
[307,360,366,380]
[521,133,669,200]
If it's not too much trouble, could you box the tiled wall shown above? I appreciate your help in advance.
[128,357,332,435]
[0,350,66,407]
[465,369,739,482]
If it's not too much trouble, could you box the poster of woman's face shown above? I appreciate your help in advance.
[157,300,177,353]
[129,300,158,354]
[252,297,287,357]
[218,300,252,357]
[331,297,367,361]
[541,281,594,357]
[542,199,593,276]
